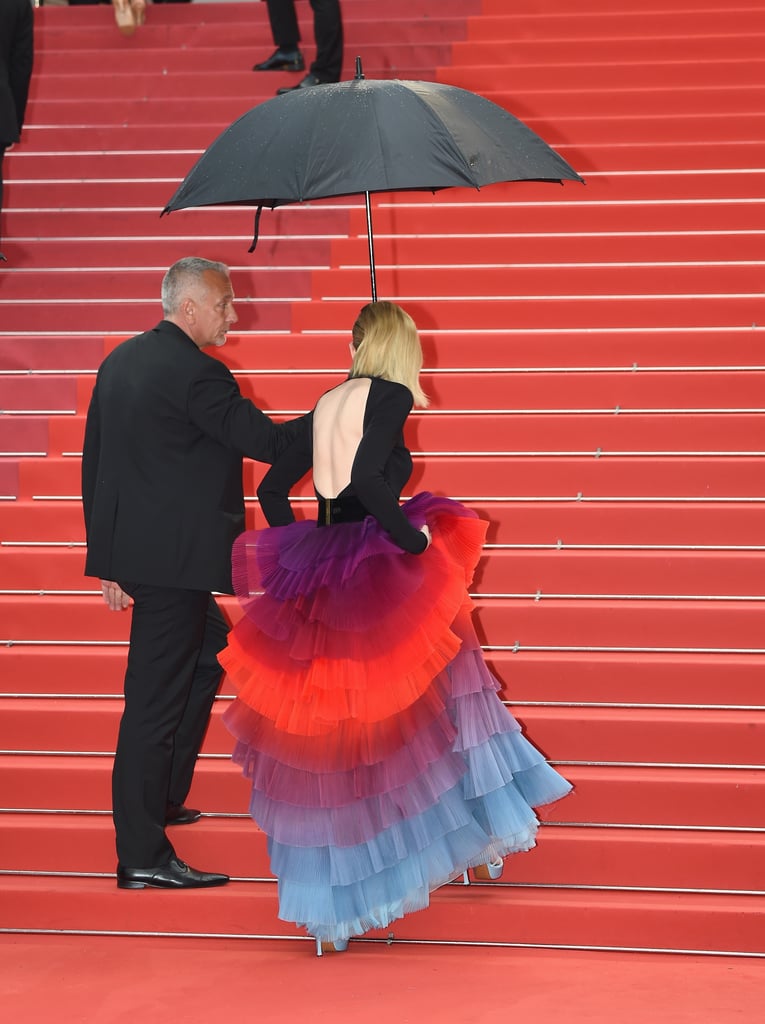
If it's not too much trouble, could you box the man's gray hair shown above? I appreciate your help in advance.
[161,257,229,316]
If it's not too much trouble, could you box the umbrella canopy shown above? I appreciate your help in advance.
[163,62,583,298]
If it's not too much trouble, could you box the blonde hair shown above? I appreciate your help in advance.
[350,301,428,408]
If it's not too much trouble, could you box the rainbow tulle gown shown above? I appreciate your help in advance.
[220,491,572,944]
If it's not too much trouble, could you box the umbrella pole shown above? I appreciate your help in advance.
[365,190,377,302]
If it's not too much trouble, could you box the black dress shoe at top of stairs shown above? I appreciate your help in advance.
[276,72,335,94]
[253,47,305,72]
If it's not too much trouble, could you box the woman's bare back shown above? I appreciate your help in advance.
[312,377,372,499]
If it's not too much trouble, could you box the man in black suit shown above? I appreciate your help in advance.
[82,257,299,890]
[0,0,34,262]
[253,0,343,92]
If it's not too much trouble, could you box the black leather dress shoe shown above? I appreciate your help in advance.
[117,856,229,890]
[165,803,201,825]
[276,73,335,95]
[253,48,305,72]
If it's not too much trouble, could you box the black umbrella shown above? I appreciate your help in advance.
[163,59,583,300]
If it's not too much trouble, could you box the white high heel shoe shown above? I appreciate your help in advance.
[316,937,349,956]
[462,857,504,884]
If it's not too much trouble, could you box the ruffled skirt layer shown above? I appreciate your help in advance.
[220,492,572,943]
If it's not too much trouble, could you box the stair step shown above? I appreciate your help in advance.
[0,874,761,954]
[0,418,48,456]
[23,411,765,458]
[8,195,763,244]
[4,546,765,598]
[68,369,765,415]
[4,645,764,708]
[308,264,765,298]
[26,81,765,130]
[4,499,762,548]
[5,328,762,374]
[36,0,480,29]
[448,35,765,66]
[4,268,313,301]
[290,296,764,333]
[8,177,764,231]
[1,697,762,768]
[5,205,349,240]
[331,233,765,264]
[0,377,78,413]
[13,452,765,502]
[448,58,765,92]
[3,594,765,652]
[0,463,19,499]
[493,649,765,708]
[0,299,292,334]
[465,11,765,40]
[3,756,763,829]
[344,197,765,235]
[8,227,765,270]
[0,337,105,372]
[8,411,765,459]
[4,238,334,270]
[3,813,762,892]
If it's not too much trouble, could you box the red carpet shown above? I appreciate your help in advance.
[2,936,763,1024]
[0,0,764,1008]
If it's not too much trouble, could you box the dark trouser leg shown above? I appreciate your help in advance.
[266,0,300,49]
[112,583,225,867]
[0,146,5,252]
[310,0,343,81]
[167,596,228,804]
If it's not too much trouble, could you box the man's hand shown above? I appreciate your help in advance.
[100,580,131,611]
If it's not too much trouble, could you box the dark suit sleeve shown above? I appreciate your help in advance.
[187,359,306,464]
[81,382,101,535]
[256,414,313,526]
[10,0,34,135]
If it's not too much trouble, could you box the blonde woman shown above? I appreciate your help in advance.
[220,301,572,953]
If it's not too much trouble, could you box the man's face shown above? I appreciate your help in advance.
[185,270,238,348]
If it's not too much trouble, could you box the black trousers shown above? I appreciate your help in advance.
[0,146,5,248]
[266,0,343,82]
[112,582,228,866]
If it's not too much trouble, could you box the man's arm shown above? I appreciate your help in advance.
[187,361,306,464]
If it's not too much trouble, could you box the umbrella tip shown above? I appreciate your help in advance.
[355,56,364,80]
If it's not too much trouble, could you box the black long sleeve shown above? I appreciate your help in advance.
[349,381,427,553]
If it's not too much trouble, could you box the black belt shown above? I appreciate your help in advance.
[316,495,368,526]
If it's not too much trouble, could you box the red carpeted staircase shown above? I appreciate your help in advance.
[1,0,764,958]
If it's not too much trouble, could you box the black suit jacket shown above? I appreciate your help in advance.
[0,0,33,146]
[82,320,296,594]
